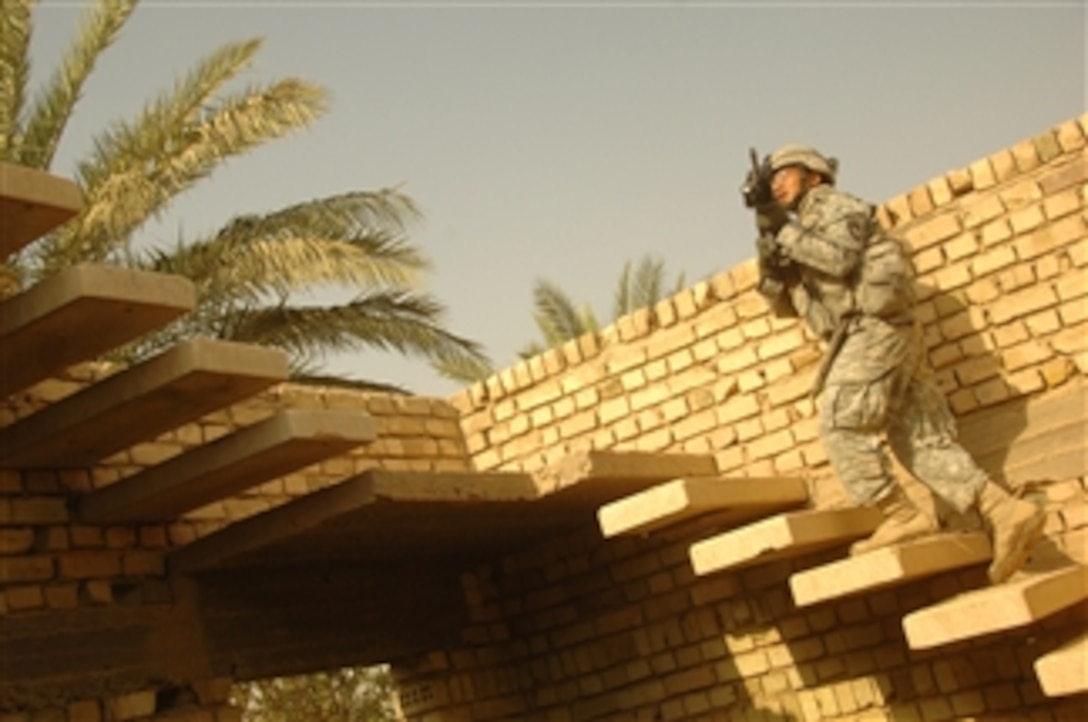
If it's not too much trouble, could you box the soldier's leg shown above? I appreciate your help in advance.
[819,381,936,554]
[887,377,1045,583]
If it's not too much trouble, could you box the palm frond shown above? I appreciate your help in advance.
[0,0,35,160]
[135,192,428,306]
[612,259,632,320]
[531,279,593,344]
[220,291,490,371]
[432,354,494,385]
[630,254,666,311]
[287,372,411,395]
[37,77,329,277]
[75,37,263,190]
[15,0,138,169]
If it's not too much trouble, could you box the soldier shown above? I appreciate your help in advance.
[751,143,1045,584]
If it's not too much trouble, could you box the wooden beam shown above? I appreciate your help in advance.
[0,161,83,260]
[78,409,377,523]
[0,263,196,397]
[170,469,540,574]
[533,450,718,500]
[903,565,1088,650]
[689,507,884,576]
[1035,631,1088,698]
[0,338,288,468]
[789,532,992,607]
[597,476,807,538]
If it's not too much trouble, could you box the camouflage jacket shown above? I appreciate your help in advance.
[761,185,920,384]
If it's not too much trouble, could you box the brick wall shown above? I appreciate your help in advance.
[389,114,1088,720]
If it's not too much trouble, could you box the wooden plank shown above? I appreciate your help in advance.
[78,409,377,523]
[789,532,992,607]
[170,469,539,574]
[903,565,1088,650]
[0,263,196,397]
[689,507,884,576]
[532,450,718,500]
[0,161,83,259]
[0,338,288,468]
[1035,632,1088,697]
[597,476,807,538]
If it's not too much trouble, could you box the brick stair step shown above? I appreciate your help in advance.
[902,564,1088,650]
[597,476,808,538]
[0,337,288,468]
[789,532,991,608]
[0,161,83,260]
[0,263,196,397]
[689,507,884,576]
[1034,631,1088,698]
[78,409,376,523]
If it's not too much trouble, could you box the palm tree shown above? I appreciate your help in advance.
[1,0,488,390]
[438,254,686,383]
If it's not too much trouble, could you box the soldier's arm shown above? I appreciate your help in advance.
[774,195,868,278]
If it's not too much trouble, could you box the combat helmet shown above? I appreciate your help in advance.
[768,144,838,184]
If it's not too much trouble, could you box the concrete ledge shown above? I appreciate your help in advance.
[1035,631,1088,697]
[0,263,196,397]
[0,161,83,259]
[0,338,288,468]
[598,476,807,538]
[78,409,377,523]
[903,565,1088,650]
[690,507,884,576]
[789,532,992,608]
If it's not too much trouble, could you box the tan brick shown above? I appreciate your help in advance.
[927,176,954,208]
[108,692,156,721]
[1040,155,1087,195]
[1011,139,1041,173]
[1008,204,1046,235]
[960,195,1005,229]
[969,157,997,189]
[904,213,961,249]
[1059,297,1088,326]
[1041,356,1075,386]
[6,585,44,610]
[1043,186,1082,220]
[1054,120,1085,154]
[67,701,101,722]
[990,148,1018,183]
[1035,130,1063,163]
[979,218,1013,247]
[933,262,972,291]
[0,528,34,555]
[989,284,1059,324]
[59,552,122,580]
[11,497,68,524]
[43,583,80,609]
[943,233,978,261]
[0,556,55,584]
[908,186,934,216]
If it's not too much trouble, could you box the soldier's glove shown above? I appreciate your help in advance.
[754,202,789,237]
[756,233,783,266]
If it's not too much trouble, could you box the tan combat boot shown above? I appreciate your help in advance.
[850,486,936,556]
[978,482,1046,584]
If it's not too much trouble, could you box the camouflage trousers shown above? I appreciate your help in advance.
[817,331,989,514]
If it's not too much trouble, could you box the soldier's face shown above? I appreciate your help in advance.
[771,166,806,209]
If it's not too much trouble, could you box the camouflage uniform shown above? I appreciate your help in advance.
[763,184,987,513]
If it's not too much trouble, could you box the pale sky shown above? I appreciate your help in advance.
[29,1,1086,396]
